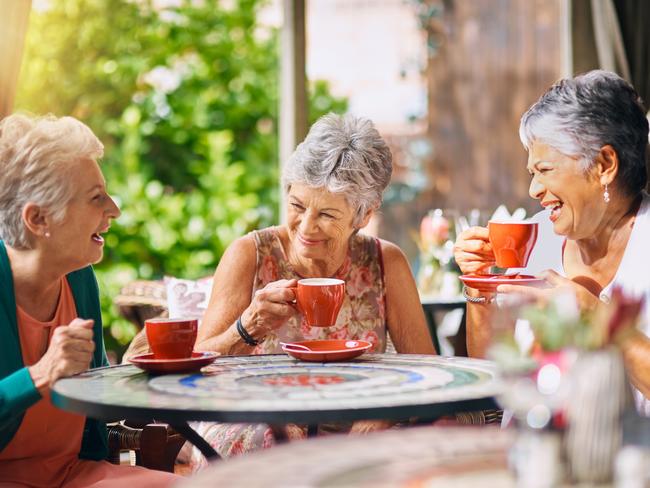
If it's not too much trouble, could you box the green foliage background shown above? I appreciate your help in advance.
[15,0,347,359]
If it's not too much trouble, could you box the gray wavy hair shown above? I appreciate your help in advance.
[282,113,392,225]
[0,114,104,249]
[519,69,648,196]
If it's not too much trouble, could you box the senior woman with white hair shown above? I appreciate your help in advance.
[454,70,650,413]
[179,113,434,465]
[0,114,179,486]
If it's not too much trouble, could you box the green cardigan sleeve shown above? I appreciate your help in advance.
[0,367,41,431]
[0,241,41,448]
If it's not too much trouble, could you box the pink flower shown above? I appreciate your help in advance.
[228,439,245,456]
[420,210,449,247]
[327,325,350,340]
[347,266,373,298]
[360,330,380,351]
[258,255,278,285]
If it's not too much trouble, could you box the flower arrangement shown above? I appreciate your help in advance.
[414,205,528,298]
[415,209,460,298]
[489,287,645,374]
[491,287,646,483]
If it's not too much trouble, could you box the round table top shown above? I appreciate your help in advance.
[179,425,515,487]
[51,353,501,424]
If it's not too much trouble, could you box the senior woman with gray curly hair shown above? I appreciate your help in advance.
[179,113,434,466]
[454,70,650,414]
[0,114,179,486]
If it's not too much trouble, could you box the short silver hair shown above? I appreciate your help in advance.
[282,113,392,225]
[0,114,104,249]
[519,70,648,196]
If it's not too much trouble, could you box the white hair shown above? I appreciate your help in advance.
[0,114,104,249]
[282,113,392,225]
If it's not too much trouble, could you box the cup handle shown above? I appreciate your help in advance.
[289,287,303,314]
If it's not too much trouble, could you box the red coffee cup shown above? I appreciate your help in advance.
[295,278,345,328]
[488,221,539,268]
[145,317,198,359]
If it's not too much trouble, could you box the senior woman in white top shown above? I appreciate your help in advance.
[454,70,650,413]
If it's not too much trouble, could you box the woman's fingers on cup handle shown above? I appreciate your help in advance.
[266,301,298,317]
[455,253,494,274]
[459,226,490,241]
[459,239,493,255]
[266,278,297,289]
[264,286,297,304]
[456,250,494,263]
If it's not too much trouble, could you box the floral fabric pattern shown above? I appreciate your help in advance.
[251,227,387,354]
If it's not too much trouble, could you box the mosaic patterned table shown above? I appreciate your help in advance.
[179,425,515,487]
[52,354,501,460]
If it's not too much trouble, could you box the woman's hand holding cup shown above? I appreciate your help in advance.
[453,226,495,275]
[240,279,299,338]
[454,221,538,274]
[28,318,95,389]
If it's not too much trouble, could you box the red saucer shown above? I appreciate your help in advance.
[129,351,219,374]
[459,274,545,293]
[281,340,372,362]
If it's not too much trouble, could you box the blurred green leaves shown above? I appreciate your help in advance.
[16,0,346,358]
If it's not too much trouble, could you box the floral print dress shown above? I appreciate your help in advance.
[251,227,387,354]
[182,227,387,469]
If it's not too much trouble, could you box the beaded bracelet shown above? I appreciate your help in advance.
[236,316,259,346]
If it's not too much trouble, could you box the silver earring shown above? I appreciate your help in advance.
[603,184,610,203]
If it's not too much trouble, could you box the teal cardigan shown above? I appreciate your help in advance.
[0,241,108,458]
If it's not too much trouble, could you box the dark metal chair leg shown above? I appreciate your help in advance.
[169,421,220,461]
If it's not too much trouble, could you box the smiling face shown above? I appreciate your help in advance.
[286,183,367,265]
[527,141,606,239]
[45,158,121,270]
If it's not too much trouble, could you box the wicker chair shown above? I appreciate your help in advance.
[107,420,186,472]
[114,280,168,328]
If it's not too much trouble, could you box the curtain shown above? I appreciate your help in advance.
[612,0,650,107]
[611,0,650,191]
[571,0,649,189]
[0,0,31,120]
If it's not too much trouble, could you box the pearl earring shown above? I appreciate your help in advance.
[45,232,51,238]
[603,184,610,203]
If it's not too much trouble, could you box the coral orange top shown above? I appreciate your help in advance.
[0,279,178,487]
[0,279,85,486]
